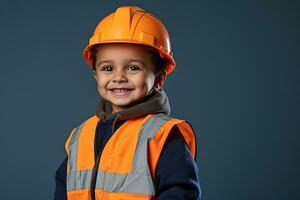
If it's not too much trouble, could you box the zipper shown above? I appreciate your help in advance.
[90,113,121,200]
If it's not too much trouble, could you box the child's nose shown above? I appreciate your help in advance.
[112,70,128,83]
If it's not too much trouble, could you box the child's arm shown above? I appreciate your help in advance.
[54,157,67,200]
[155,125,201,200]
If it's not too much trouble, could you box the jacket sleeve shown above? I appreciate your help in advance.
[54,157,67,200]
[155,125,201,200]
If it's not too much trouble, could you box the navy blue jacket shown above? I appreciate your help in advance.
[54,118,201,199]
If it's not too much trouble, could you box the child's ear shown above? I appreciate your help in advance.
[92,70,98,81]
[153,70,167,91]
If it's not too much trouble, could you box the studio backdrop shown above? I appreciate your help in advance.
[0,0,299,199]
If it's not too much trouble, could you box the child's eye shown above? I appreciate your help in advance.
[127,65,141,71]
[101,65,113,71]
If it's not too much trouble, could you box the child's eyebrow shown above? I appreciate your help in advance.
[126,59,145,66]
[97,60,112,66]
[97,59,145,66]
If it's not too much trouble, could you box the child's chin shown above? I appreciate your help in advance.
[111,101,132,108]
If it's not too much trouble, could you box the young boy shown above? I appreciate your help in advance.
[55,5,201,200]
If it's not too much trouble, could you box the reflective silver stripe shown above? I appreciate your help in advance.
[68,122,84,171]
[67,114,173,196]
[67,170,93,191]
[97,168,154,195]
[67,168,154,194]
[133,113,172,170]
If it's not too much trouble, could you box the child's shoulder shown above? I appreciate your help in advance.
[68,114,99,134]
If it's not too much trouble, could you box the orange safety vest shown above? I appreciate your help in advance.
[65,113,197,200]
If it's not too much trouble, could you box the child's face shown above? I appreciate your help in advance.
[92,43,163,113]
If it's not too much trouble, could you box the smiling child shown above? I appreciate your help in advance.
[54,5,201,200]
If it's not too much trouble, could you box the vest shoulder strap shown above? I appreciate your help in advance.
[145,113,197,180]
[65,115,99,172]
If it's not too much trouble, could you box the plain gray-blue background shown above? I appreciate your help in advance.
[0,0,299,199]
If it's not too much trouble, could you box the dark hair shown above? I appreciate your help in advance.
[91,44,168,75]
[147,49,168,75]
[91,45,99,71]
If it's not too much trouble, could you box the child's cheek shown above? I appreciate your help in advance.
[134,75,148,88]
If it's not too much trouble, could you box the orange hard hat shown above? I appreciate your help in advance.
[82,6,175,74]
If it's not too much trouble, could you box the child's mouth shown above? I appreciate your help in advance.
[109,88,134,96]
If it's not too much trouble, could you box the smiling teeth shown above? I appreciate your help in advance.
[112,89,130,92]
